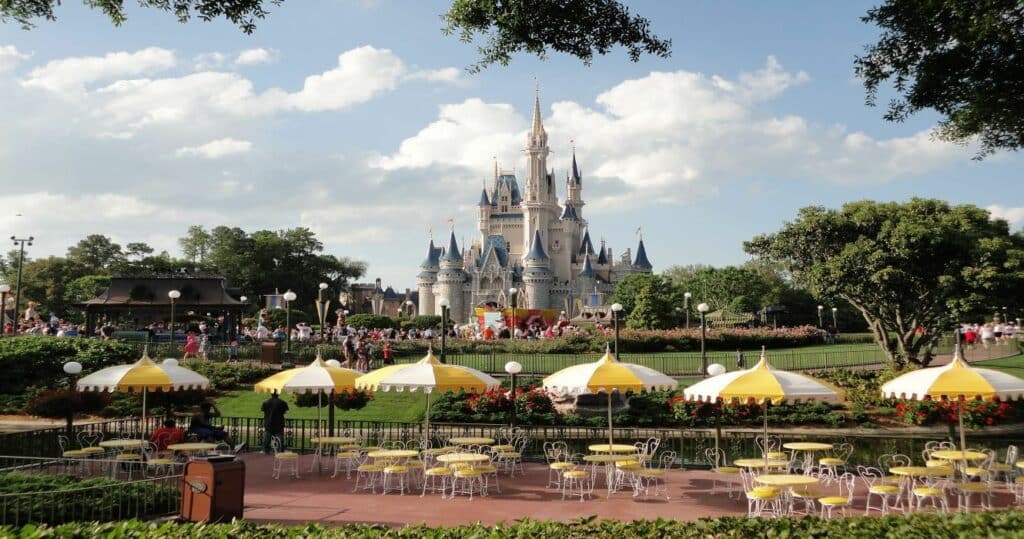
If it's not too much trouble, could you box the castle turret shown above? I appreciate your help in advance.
[522,229,552,309]
[435,232,467,320]
[416,239,440,316]
[565,148,585,221]
[633,237,653,273]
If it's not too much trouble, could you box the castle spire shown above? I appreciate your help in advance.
[571,147,581,185]
[531,79,544,138]
[440,231,462,263]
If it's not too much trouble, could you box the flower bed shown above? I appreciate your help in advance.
[895,398,1020,428]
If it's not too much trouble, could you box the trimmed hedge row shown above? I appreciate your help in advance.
[0,472,177,526]
[10,511,1024,538]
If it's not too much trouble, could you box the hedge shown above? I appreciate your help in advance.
[0,472,177,526]
[11,511,1024,538]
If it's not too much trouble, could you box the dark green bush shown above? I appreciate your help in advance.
[25,389,110,418]
[0,337,137,395]
[180,360,276,391]
[402,315,442,330]
[345,313,396,329]
[0,472,176,525]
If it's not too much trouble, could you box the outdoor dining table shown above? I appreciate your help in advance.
[167,442,217,460]
[582,453,636,497]
[588,444,637,454]
[449,437,495,446]
[309,436,360,472]
[929,450,988,462]
[754,474,820,515]
[99,439,146,450]
[436,452,490,466]
[888,465,954,500]
[782,442,832,475]
[366,449,420,462]
[734,458,790,470]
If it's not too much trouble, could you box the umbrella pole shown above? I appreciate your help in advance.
[141,387,147,446]
[317,390,323,474]
[763,400,769,469]
[424,391,430,445]
[607,392,614,447]
[959,401,968,481]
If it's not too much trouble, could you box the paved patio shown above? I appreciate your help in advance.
[236,454,1018,526]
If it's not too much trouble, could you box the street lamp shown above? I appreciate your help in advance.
[316,283,330,342]
[406,300,415,317]
[283,290,297,354]
[62,361,82,438]
[11,235,33,326]
[438,298,450,364]
[167,290,181,346]
[698,302,710,377]
[505,361,522,426]
[508,287,518,339]
[0,284,9,336]
[611,303,623,358]
[831,307,838,332]
[684,292,692,329]
[817,305,824,328]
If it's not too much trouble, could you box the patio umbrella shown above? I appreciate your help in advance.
[881,344,1024,475]
[542,346,678,447]
[77,352,209,444]
[254,352,362,438]
[683,347,838,467]
[355,347,500,439]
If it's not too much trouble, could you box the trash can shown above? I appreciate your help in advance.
[260,342,281,364]
[181,458,245,522]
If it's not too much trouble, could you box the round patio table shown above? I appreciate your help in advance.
[1016,461,1024,470]
[310,437,358,446]
[583,454,637,497]
[367,449,420,461]
[450,437,495,446]
[734,458,789,470]
[588,444,637,454]
[436,453,490,465]
[755,474,820,516]
[888,465,954,499]
[783,442,832,475]
[167,442,217,461]
[99,439,145,449]
[929,450,988,461]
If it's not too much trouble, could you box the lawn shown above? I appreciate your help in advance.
[215,390,427,423]
[975,350,1024,376]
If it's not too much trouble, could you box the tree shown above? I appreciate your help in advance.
[856,0,1024,157]
[2,0,282,34]
[66,234,124,273]
[610,273,680,328]
[443,0,671,72]
[10,256,89,318]
[124,242,154,260]
[745,198,1024,367]
[179,225,213,266]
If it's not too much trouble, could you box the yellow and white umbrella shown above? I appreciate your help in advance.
[254,354,362,438]
[543,346,678,446]
[881,345,1024,471]
[684,347,838,466]
[77,353,209,443]
[355,348,500,437]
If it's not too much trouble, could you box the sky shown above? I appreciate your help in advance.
[0,0,1020,293]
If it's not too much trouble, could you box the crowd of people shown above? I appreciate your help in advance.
[960,321,1019,348]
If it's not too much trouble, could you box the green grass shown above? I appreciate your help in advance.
[215,390,427,423]
[975,349,1024,377]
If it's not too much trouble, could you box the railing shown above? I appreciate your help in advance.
[0,455,182,526]
[0,417,166,459]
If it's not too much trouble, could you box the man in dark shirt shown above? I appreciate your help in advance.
[260,391,289,453]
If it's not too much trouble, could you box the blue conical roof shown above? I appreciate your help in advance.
[419,239,440,269]
[633,239,652,270]
[440,232,462,263]
[596,243,608,265]
[578,229,595,257]
[478,188,490,206]
[578,255,595,278]
[559,204,578,220]
[571,150,581,185]
[524,229,549,262]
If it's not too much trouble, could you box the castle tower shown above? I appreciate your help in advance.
[577,253,596,298]
[521,85,558,258]
[416,238,440,317]
[435,232,467,320]
[633,237,653,273]
[565,147,585,221]
[522,228,553,309]
[477,186,491,235]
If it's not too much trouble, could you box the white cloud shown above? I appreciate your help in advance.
[193,51,228,71]
[235,48,278,66]
[285,45,405,111]
[22,47,176,93]
[0,45,31,71]
[987,205,1024,228]
[373,57,967,208]
[406,67,461,83]
[175,138,252,159]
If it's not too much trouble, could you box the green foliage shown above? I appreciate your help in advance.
[261,307,309,328]
[671,398,847,428]
[895,399,1020,428]
[403,315,442,330]
[180,359,276,391]
[856,0,1024,157]
[2,0,283,34]
[443,0,671,72]
[345,313,396,329]
[16,505,1024,537]
[745,199,1024,367]
[26,389,109,418]
[0,337,137,395]
[0,472,177,525]
[66,234,124,273]
[625,280,675,330]
[294,389,373,411]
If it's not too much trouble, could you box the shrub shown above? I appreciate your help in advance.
[0,472,177,525]
[180,360,276,391]
[26,389,110,418]
[295,389,373,411]
[0,337,137,395]
[894,398,1019,428]
[403,315,442,330]
[346,314,396,329]
[671,399,848,428]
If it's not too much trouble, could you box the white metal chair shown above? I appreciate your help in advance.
[561,462,596,502]
[740,468,782,518]
[704,447,741,499]
[636,451,675,500]
[859,465,902,515]
[818,472,856,519]
[818,443,853,483]
[271,436,299,480]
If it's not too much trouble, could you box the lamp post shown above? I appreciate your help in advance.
[817,305,824,328]
[611,303,623,358]
[167,290,181,347]
[62,361,82,438]
[698,302,709,377]
[505,361,522,426]
[406,300,415,317]
[11,236,33,326]
[283,290,297,354]
[508,287,518,339]
[438,298,450,364]
[831,307,838,331]
[684,292,692,329]
[316,283,330,342]
[0,284,9,336]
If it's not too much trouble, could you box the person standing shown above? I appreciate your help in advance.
[736,349,745,369]
[260,391,289,454]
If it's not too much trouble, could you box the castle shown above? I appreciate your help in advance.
[416,89,653,323]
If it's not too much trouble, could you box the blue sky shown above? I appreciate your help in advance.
[0,0,1020,292]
